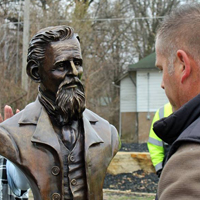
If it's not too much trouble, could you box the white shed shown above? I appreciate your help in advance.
[117,52,168,143]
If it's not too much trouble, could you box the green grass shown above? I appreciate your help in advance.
[103,191,155,200]
[104,195,153,200]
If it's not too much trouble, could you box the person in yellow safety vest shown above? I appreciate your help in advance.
[147,102,173,177]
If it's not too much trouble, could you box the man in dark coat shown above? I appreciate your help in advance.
[154,3,200,200]
[0,26,119,200]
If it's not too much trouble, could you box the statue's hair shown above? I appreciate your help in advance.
[156,4,200,73]
[27,25,78,67]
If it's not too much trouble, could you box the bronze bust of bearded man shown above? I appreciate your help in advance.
[0,26,119,200]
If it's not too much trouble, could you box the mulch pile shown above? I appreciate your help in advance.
[103,143,159,193]
[120,143,149,152]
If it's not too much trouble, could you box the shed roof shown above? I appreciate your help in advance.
[115,52,157,84]
[128,52,156,71]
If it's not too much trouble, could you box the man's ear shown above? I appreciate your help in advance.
[26,60,41,83]
[177,50,191,84]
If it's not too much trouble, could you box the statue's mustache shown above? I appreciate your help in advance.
[58,77,83,91]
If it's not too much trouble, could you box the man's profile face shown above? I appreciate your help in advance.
[155,41,181,111]
[39,36,83,97]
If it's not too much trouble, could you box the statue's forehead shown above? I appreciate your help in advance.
[50,37,82,63]
[50,37,81,54]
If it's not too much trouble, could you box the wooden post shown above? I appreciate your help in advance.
[21,0,30,91]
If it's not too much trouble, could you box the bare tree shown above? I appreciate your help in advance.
[0,0,196,125]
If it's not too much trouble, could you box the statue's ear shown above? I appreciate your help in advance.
[26,60,41,83]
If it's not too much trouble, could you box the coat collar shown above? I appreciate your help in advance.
[18,99,103,152]
[83,110,103,151]
[153,93,200,145]
[30,107,61,153]
[18,97,42,125]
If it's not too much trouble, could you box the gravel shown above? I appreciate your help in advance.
[103,143,159,194]
[120,143,149,152]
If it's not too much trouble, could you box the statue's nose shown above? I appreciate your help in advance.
[70,61,78,76]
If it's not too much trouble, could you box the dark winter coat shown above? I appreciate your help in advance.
[154,94,200,200]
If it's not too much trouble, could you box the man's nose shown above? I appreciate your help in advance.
[70,61,78,76]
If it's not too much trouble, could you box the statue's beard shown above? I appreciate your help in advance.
[55,77,86,123]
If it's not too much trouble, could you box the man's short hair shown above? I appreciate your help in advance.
[27,25,76,68]
[156,4,200,71]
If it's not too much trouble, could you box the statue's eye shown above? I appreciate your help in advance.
[73,59,82,66]
[56,63,65,71]
[74,61,80,66]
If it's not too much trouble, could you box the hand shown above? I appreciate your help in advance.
[0,105,20,123]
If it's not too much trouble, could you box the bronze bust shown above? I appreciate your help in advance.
[0,26,119,200]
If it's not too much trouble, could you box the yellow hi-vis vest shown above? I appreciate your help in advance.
[147,102,172,172]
